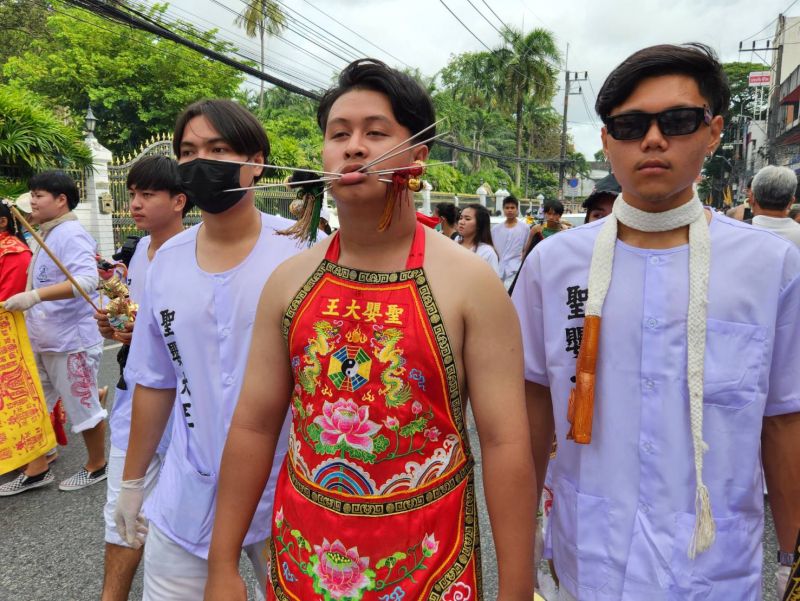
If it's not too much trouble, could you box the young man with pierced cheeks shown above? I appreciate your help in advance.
[513,44,800,600]
[116,99,304,600]
[93,156,188,601]
[205,59,536,600]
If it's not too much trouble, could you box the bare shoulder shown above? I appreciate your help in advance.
[423,229,507,309]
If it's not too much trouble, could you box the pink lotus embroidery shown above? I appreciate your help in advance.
[383,415,400,430]
[312,538,373,599]
[421,533,439,557]
[274,507,284,529]
[314,398,381,453]
[411,400,423,415]
[424,427,440,442]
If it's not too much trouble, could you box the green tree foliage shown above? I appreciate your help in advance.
[493,27,560,186]
[3,3,245,154]
[235,0,286,110]
[0,85,90,174]
[0,0,49,71]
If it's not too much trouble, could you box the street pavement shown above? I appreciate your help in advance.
[0,344,781,600]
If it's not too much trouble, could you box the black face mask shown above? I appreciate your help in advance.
[178,158,250,214]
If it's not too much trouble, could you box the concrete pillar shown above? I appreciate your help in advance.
[74,132,114,258]
[421,180,432,214]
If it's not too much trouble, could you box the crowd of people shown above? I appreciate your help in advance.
[0,41,798,601]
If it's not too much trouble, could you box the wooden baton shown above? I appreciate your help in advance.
[3,200,99,312]
[567,314,601,444]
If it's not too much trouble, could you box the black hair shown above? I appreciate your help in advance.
[28,170,80,210]
[596,43,731,121]
[0,202,27,246]
[745,176,754,190]
[173,99,270,183]
[435,202,458,227]
[543,199,564,216]
[317,59,436,148]
[461,203,495,250]
[127,155,192,217]
[503,195,520,209]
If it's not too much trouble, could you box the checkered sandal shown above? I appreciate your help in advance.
[58,464,108,491]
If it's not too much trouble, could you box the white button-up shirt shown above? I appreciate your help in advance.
[26,220,102,353]
[512,213,800,600]
[127,213,305,558]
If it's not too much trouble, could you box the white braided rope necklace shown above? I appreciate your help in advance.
[587,194,715,558]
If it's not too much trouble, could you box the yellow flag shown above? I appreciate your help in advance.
[723,186,733,207]
[0,308,57,475]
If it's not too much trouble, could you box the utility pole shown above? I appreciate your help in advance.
[738,17,783,164]
[558,46,588,200]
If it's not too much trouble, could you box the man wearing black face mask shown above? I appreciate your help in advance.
[116,99,308,600]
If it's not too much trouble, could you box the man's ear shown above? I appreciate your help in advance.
[173,192,189,215]
[250,152,264,179]
[57,193,69,209]
[413,144,430,163]
[706,115,724,155]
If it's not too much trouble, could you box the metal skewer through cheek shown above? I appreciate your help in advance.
[214,158,341,178]
[357,118,445,172]
[358,132,447,173]
[366,160,456,175]
[224,175,339,193]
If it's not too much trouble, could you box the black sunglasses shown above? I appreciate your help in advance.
[605,106,712,141]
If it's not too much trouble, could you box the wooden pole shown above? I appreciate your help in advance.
[3,201,99,312]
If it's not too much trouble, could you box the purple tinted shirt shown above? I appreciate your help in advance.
[26,220,102,353]
[127,213,308,558]
[512,212,800,600]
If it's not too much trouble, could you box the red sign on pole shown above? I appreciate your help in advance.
[748,71,771,86]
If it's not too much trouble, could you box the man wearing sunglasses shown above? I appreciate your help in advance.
[513,43,800,601]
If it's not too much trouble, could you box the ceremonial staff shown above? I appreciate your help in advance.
[0,199,100,312]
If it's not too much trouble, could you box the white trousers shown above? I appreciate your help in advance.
[35,343,106,433]
[143,523,267,601]
[104,444,163,547]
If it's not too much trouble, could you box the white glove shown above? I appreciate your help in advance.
[2,290,41,312]
[114,477,148,549]
[776,563,791,599]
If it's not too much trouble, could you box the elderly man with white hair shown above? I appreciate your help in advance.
[751,165,800,247]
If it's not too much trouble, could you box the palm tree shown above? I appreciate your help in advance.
[493,26,560,187]
[235,1,286,111]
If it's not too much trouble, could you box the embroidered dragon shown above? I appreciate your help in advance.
[372,327,413,407]
[298,321,338,395]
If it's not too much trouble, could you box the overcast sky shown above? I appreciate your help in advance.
[167,0,795,158]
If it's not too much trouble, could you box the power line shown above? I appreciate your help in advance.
[298,0,413,68]
[271,0,366,62]
[151,6,329,90]
[464,0,505,38]
[64,0,321,100]
[740,0,800,41]
[210,0,351,68]
[438,0,495,53]
[159,2,333,85]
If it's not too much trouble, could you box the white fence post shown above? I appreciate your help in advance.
[74,131,115,258]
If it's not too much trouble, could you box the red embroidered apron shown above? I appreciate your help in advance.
[269,223,481,601]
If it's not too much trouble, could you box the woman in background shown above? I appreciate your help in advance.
[457,203,500,276]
